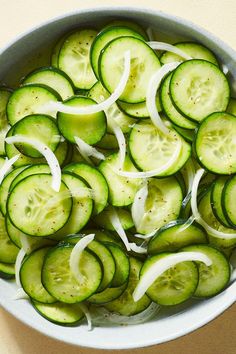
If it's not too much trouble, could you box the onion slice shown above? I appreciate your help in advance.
[69,234,95,283]
[92,302,160,326]
[74,136,105,164]
[15,248,26,288]
[39,51,131,115]
[146,62,180,134]
[133,251,212,302]
[222,64,229,75]
[113,137,182,179]
[109,119,126,169]
[191,169,236,239]
[5,136,61,192]
[148,41,192,60]
[109,207,147,253]
[0,155,20,185]
[134,229,158,239]
[131,180,148,230]
[79,303,92,331]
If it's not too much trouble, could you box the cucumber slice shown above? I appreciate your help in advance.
[195,112,236,174]
[88,81,136,134]
[141,253,198,305]
[7,174,72,237]
[12,114,60,158]
[170,59,230,122]
[42,244,102,303]
[211,177,231,227]
[104,20,148,40]
[22,67,74,100]
[58,29,97,90]
[105,257,151,316]
[129,121,191,176]
[88,282,127,304]
[117,95,161,118]
[105,242,130,287]
[0,165,27,215]
[61,235,116,293]
[198,189,236,249]
[32,300,84,326]
[90,26,145,78]
[173,125,195,143]
[0,262,15,279]
[160,73,197,129]
[51,35,67,68]
[93,206,134,231]
[227,98,236,116]
[160,42,218,66]
[7,84,60,125]
[20,247,56,303]
[95,133,118,150]
[135,177,183,234]
[182,245,230,297]
[63,162,108,215]
[99,153,141,207]
[57,96,106,144]
[10,164,50,192]
[0,213,19,263]
[53,172,93,240]
[82,229,123,247]
[0,87,12,155]
[222,175,236,227]
[99,36,161,103]
[5,127,69,167]
[148,220,207,254]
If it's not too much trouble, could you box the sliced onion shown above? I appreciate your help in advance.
[13,288,29,300]
[92,302,160,326]
[109,119,126,169]
[79,303,92,331]
[134,229,158,239]
[191,169,236,239]
[19,234,32,254]
[15,248,26,288]
[131,180,148,230]
[146,62,180,134]
[133,251,212,302]
[222,64,229,75]
[129,243,147,254]
[146,27,155,41]
[5,136,61,192]
[0,155,20,185]
[74,136,105,164]
[69,234,95,283]
[39,51,131,115]
[148,41,192,60]
[113,137,182,179]
[177,215,196,234]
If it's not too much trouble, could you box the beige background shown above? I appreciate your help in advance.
[0,0,236,353]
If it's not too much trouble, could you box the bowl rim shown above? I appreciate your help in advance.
[0,6,236,350]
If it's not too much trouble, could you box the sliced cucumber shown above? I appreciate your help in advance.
[160,42,218,65]
[58,29,97,90]
[10,164,50,192]
[105,242,130,287]
[0,212,19,263]
[104,20,148,40]
[57,96,106,144]
[135,177,183,234]
[22,67,74,100]
[222,175,236,227]
[0,87,11,155]
[99,36,161,103]
[141,253,198,305]
[105,257,151,316]
[117,95,161,118]
[88,81,136,134]
[195,112,236,174]
[20,247,56,303]
[170,59,230,122]
[0,262,15,279]
[129,120,191,176]
[182,245,230,297]
[148,220,207,254]
[93,206,134,231]
[227,98,236,116]
[160,73,197,129]
[12,114,60,158]
[88,282,127,304]
[211,177,231,227]
[173,125,195,143]
[42,244,102,303]
[32,300,84,326]
[95,133,118,150]
[7,84,60,125]
[99,153,141,207]
[63,162,108,215]
[7,174,72,237]
[82,228,123,247]
[53,172,93,240]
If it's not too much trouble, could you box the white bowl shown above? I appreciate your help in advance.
[0,6,236,350]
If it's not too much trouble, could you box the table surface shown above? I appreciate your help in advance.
[0,1,236,353]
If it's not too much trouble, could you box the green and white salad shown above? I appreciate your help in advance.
[0,19,236,329]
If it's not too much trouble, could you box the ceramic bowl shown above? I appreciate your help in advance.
[0,6,236,350]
